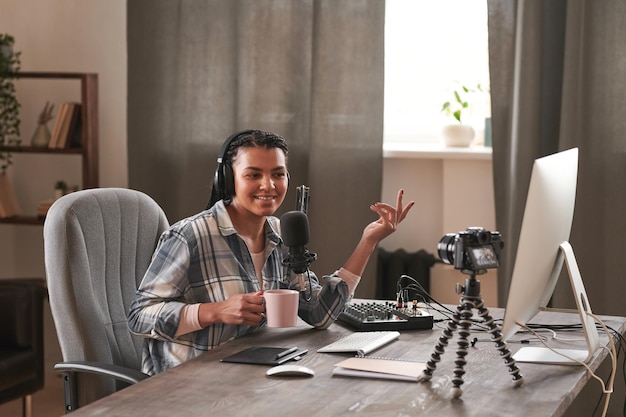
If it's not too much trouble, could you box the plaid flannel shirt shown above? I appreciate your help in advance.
[128,200,351,374]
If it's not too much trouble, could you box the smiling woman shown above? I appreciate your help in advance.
[384,0,490,146]
[127,128,415,375]
[228,146,289,223]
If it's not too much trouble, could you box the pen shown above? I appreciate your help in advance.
[275,347,298,360]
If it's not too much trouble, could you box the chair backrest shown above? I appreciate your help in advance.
[43,188,168,405]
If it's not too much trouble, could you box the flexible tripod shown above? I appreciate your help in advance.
[421,274,524,398]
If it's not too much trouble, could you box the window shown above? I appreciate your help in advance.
[384,0,491,145]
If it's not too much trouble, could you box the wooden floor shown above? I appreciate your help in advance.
[0,299,66,417]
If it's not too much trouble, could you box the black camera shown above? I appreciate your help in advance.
[437,227,503,274]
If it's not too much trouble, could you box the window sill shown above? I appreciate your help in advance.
[383,142,492,161]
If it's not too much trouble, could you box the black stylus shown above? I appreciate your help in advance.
[275,347,298,360]
[276,349,308,364]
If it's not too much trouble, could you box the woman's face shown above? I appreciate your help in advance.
[229,146,288,219]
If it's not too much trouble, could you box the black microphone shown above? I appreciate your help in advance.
[281,211,317,291]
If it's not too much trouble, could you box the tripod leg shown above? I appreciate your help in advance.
[476,302,524,386]
[450,299,475,398]
[422,307,460,381]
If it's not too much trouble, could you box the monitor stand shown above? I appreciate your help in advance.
[513,241,600,365]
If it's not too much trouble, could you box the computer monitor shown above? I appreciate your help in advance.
[500,147,599,364]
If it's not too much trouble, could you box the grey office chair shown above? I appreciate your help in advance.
[43,188,169,413]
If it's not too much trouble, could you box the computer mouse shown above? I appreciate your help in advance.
[266,364,315,377]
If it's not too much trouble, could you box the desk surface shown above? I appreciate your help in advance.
[69,306,625,417]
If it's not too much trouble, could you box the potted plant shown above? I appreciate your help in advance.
[54,180,67,200]
[0,33,21,174]
[440,83,484,147]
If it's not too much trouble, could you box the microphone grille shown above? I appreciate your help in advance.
[280,211,310,247]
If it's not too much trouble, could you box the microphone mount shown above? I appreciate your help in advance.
[282,251,317,275]
[282,250,317,302]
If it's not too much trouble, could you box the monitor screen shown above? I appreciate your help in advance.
[500,148,579,342]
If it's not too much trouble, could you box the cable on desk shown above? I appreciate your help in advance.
[396,275,450,308]
[508,321,626,416]
[396,274,492,331]
[517,312,617,417]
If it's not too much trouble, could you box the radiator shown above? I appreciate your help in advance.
[376,248,438,301]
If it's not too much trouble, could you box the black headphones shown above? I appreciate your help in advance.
[207,129,256,209]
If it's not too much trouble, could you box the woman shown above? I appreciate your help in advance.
[128,129,414,374]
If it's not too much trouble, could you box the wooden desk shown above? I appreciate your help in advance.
[69,307,625,417]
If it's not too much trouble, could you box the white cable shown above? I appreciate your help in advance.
[516,314,616,417]
[553,334,587,343]
[587,312,617,417]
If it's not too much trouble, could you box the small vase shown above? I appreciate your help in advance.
[31,123,51,147]
[442,124,475,147]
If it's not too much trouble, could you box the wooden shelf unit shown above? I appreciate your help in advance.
[0,72,98,225]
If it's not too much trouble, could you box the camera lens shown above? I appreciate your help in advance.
[477,231,490,244]
[437,233,457,265]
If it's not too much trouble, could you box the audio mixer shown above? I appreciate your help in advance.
[337,300,433,331]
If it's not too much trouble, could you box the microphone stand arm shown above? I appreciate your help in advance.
[282,250,317,301]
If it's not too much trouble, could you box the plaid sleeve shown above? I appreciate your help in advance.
[291,271,352,329]
[128,229,190,340]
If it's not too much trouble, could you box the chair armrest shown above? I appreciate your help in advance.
[54,361,149,385]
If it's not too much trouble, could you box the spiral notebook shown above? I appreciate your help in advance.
[333,356,426,382]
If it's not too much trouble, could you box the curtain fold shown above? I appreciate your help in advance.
[127,0,385,294]
[488,0,626,316]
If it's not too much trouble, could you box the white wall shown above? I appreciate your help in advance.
[0,2,498,308]
[0,0,127,277]
[380,151,498,307]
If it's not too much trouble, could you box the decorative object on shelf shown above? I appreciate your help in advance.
[484,117,492,147]
[30,101,54,147]
[54,180,68,200]
[440,83,484,148]
[38,181,76,217]
[0,33,21,174]
[441,124,475,147]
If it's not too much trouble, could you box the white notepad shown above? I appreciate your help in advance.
[333,356,426,382]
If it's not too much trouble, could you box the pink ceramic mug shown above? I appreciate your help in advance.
[263,289,299,328]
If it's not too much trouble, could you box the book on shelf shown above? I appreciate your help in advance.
[332,356,426,382]
[48,102,69,149]
[0,174,21,218]
[48,102,81,149]
[55,102,81,149]
[67,104,82,148]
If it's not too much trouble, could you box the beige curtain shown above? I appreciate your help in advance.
[127,0,385,296]
[488,0,626,316]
